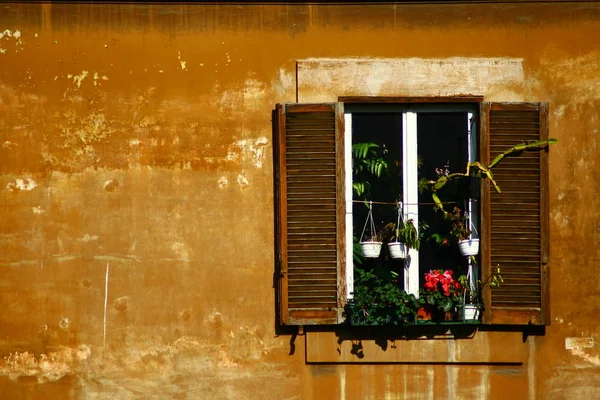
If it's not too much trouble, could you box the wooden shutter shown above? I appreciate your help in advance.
[480,102,550,325]
[275,103,346,325]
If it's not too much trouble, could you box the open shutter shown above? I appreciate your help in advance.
[275,103,346,325]
[481,102,550,325]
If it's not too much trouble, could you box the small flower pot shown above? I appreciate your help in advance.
[417,306,433,321]
[360,241,382,258]
[459,304,480,321]
[417,306,455,322]
[458,239,479,257]
[442,310,456,321]
[388,242,407,259]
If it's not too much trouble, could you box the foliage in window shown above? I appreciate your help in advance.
[345,268,420,326]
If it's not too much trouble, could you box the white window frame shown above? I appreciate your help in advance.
[345,103,478,298]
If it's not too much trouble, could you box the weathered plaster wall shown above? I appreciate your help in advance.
[0,2,599,399]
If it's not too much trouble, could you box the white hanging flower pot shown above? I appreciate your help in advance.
[458,238,479,257]
[459,304,480,321]
[359,201,382,258]
[388,242,407,259]
[360,241,382,258]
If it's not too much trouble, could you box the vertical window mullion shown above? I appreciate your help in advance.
[467,112,480,290]
[344,113,354,300]
[403,112,420,296]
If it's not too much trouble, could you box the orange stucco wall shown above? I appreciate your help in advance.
[0,2,599,399]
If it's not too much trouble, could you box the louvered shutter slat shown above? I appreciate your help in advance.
[275,103,345,325]
[483,102,550,325]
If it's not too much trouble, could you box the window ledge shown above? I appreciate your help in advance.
[305,329,527,364]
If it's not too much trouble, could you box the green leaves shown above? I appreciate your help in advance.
[440,297,454,312]
[345,268,420,326]
[352,142,379,160]
[352,141,390,198]
[352,182,369,197]
[489,138,558,168]
[422,138,557,214]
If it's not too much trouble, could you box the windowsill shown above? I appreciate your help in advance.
[346,320,482,327]
[305,328,529,364]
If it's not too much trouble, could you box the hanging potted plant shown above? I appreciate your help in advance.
[387,223,408,260]
[359,201,383,258]
[387,218,421,259]
[457,265,503,321]
[448,207,479,257]
[384,202,420,260]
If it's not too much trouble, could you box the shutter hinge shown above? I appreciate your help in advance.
[278,254,286,277]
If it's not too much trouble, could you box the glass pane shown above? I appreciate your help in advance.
[351,113,404,284]
[417,112,471,280]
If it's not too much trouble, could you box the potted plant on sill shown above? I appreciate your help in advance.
[417,269,463,322]
[457,265,503,321]
[344,269,420,326]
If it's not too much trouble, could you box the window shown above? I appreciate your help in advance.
[344,104,479,301]
[274,99,550,327]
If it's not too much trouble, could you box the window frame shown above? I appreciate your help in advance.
[343,102,481,300]
[275,97,550,327]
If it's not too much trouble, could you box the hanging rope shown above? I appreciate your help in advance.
[465,210,479,236]
[359,201,378,242]
[352,199,478,207]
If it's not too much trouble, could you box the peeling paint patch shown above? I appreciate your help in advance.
[0,345,91,382]
[566,337,594,350]
[218,176,229,189]
[32,206,44,214]
[171,242,189,261]
[77,234,99,242]
[178,51,187,71]
[218,348,239,368]
[58,318,70,331]
[227,137,270,168]
[104,179,118,192]
[0,29,24,53]
[72,70,89,88]
[237,172,249,189]
[243,78,266,104]
[6,178,37,192]
[2,141,16,149]
[297,57,525,102]
[113,296,129,312]
[552,210,571,229]
[274,67,295,98]
[60,111,114,157]
[569,347,600,366]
